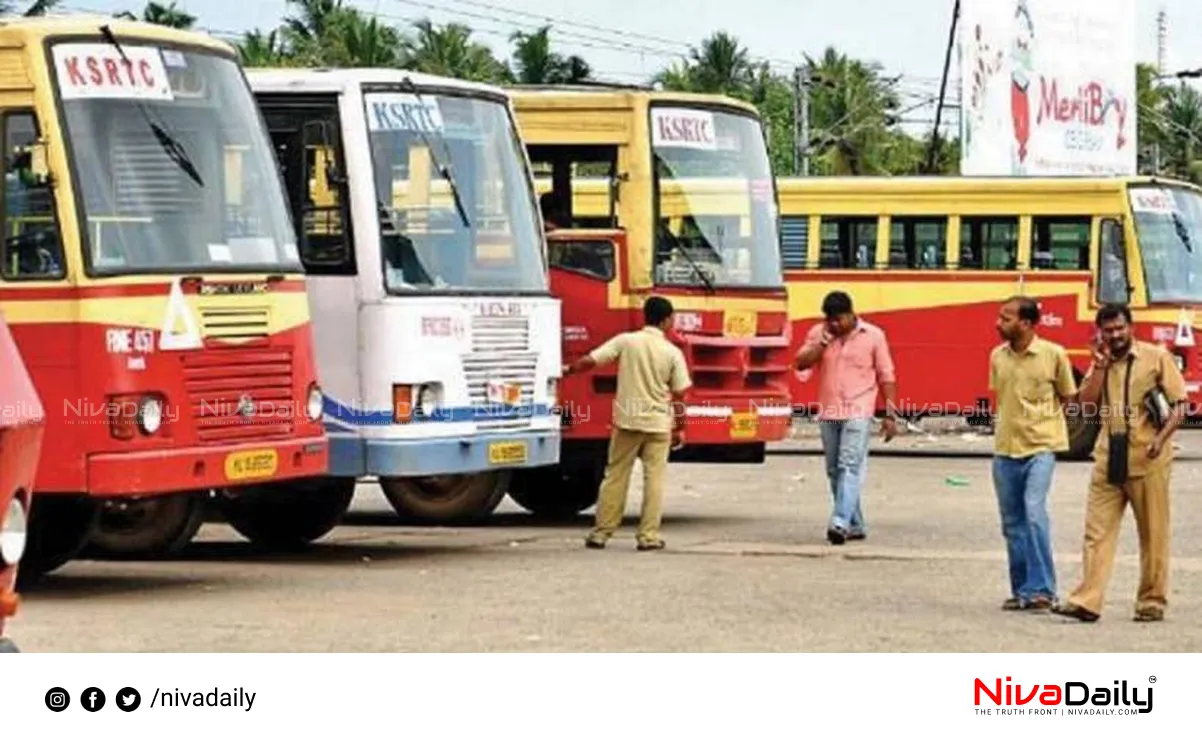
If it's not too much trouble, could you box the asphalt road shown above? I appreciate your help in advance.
[11,427,1202,652]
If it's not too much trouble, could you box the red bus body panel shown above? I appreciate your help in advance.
[0,311,45,643]
[1,278,327,499]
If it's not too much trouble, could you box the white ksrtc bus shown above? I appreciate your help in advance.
[248,68,561,523]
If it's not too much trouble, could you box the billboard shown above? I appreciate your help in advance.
[959,0,1136,176]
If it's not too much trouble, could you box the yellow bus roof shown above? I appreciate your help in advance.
[0,14,235,56]
[507,84,761,118]
[775,174,1201,195]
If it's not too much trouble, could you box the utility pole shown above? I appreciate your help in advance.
[793,65,811,176]
[926,0,961,174]
[1153,7,1167,174]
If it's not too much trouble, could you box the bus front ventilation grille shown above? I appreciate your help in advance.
[470,316,530,354]
[183,347,296,443]
[199,306,271,344]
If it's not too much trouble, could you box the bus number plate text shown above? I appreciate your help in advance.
[723,311,756,339]
[488,441,528,465]
[730,413,758,440]
[225,449,279,481]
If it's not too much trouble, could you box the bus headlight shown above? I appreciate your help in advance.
[306,384,323,421]
[0,498,27,566]
[138,396,163,435]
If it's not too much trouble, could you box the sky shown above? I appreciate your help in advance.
[55,0,1202,132]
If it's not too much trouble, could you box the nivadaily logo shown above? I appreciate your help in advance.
[974,677,1154,715]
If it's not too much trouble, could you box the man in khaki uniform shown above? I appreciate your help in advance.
[562,296,691,551]
[1053,304,1187,623]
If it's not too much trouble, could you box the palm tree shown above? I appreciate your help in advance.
[0,0,58,15]
[507,25,591,84]
[655,31,753,96]
[141,1,194,28]
[237,28,289,67]
[804,47,900,175]
[1160,82,1202,182]
[399,20,506,83]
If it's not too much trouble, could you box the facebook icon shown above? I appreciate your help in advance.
[81,687,106,712]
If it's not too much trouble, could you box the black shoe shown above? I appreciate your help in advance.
[584,537,606,549]
[1050,602,1100,623]
[636,539,665,552]
[826,527,846,545]
[847,531,866,541]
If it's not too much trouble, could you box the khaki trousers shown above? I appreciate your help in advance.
[1066,462,1172,615]
[589,427,671,545]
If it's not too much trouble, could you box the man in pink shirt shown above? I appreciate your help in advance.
[794,291,900,544]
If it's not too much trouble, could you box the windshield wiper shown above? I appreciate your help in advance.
[673,242,717,294]
[1172,212,1195,253]
[99,25,204,189]
[398,77,470,230]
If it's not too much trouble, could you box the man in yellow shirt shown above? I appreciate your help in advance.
[1053,304,1187,623]
[989,296,1078,612]
[562,296,691,551]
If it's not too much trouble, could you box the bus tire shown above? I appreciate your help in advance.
[508,466,601,519]
[18,496,100,585]
[380,472,509,525]
[0,638,18,653]
[219,478,354,549]
[85,492,206,559]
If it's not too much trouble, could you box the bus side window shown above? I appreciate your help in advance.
[889,217,947,269]
[1,111,63,280]
[959,217,1017,270]
[548,238,614,281]
[1032,216,1090,270]
[1097,218,1129,303]
[780,214,808,269]
[262,97,355,276]
[819,217,875,269]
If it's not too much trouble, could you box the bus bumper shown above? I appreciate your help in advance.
[86,436,329,496]
[0,568,17,650]
[682,402,794,444]
[329,429,561,478]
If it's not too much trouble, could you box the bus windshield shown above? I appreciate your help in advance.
[51,42,299,275]
[651,105,783,289]
[1130,184,1202,304]
[364,88,546,294]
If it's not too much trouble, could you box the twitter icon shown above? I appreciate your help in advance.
[116,687,141,712]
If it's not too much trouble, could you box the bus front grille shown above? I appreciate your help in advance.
[471,316,530,354]
[463,351,538,430]
[199,306,271,344]
[182,347,296,443]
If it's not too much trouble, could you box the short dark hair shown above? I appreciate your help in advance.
[1096,303,1132,326]
[821,291,853,319]
[1004,295,1040,325]
[644,295,674,326]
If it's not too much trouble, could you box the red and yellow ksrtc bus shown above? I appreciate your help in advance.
[776,174,1202,458]
[506,86,794,516]
[0,17,329,576]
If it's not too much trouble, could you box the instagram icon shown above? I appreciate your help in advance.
[45,687,70,712]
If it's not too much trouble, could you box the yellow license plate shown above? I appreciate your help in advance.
[488,441,528,465]
[730,412,759,439]
[723,310,757,339]
[225,449,279,481]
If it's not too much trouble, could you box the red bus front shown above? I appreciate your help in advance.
[5,39,327,575]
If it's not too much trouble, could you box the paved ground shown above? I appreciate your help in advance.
[11,423,1202,652]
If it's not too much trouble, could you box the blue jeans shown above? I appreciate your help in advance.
[819,418,871,535]
[991,452,1057,601]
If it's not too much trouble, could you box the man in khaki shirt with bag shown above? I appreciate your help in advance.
[562,296,691,551]
[1053,304,1187,623]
